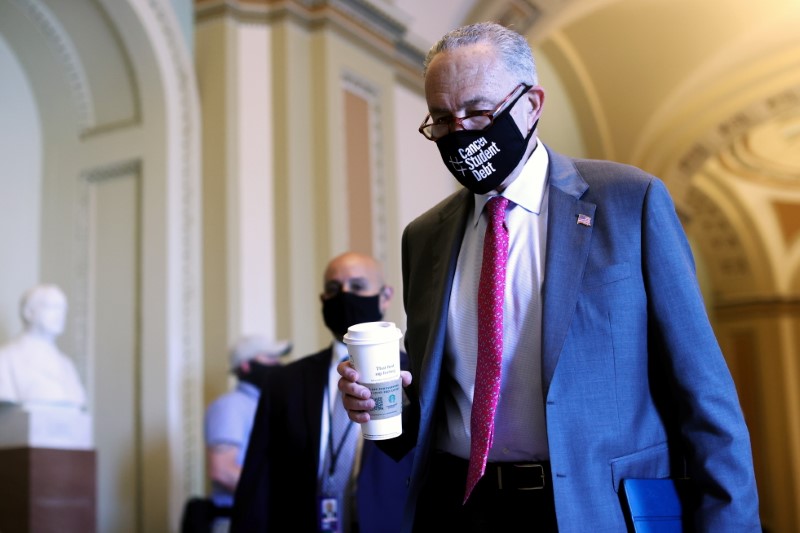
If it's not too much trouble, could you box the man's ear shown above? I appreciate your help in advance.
[379,286,394,317]
[527,86,545,128]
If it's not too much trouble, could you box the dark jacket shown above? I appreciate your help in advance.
[231,347,413,532]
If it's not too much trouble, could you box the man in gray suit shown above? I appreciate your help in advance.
[338,21,760,532]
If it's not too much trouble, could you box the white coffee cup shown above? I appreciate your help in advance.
[343,321,403,440]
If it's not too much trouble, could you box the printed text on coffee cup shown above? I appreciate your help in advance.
[374,363,397,378]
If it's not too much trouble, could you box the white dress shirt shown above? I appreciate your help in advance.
[440,142,550,462]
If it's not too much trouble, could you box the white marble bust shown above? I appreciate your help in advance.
[0,284,87,409]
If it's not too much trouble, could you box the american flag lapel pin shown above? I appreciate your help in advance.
[577,214,592,227]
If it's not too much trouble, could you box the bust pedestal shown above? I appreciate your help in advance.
[0,404,96,533]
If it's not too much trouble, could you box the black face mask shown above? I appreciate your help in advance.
[239,361,281,390]
[435,94,537,195]
[322,291,383,337]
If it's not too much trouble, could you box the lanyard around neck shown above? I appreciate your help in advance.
[326,387,355,478]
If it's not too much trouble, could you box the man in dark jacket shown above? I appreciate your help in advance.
[232,252,413,533]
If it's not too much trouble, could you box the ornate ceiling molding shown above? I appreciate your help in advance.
[672,85,800,192]
[685,185,753,287]
[10,0,95,132]
[195,0,427,86]
[465,0,543,36]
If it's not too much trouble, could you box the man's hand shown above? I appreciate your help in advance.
[207,443,242,492]
[337,359,411,423]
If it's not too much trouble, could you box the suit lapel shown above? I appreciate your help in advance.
[304,349,331,466]
[431,191,471,299]
[417,192,471,438]
[541,149,595,395]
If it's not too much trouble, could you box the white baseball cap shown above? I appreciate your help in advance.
[229,335,292,370]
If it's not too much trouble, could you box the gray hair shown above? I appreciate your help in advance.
[423,21,537,85]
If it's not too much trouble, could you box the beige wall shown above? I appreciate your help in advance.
[2,0,799,530]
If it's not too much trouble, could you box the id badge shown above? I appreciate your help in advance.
[318,495,340,532]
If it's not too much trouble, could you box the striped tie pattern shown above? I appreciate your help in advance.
[465,195,509,503]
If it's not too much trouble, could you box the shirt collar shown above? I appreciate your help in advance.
[471,140,549,227]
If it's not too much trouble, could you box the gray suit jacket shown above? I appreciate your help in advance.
[385,145,760,532]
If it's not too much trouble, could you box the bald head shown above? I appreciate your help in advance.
[323,252,384,292]
[320,252,394,338]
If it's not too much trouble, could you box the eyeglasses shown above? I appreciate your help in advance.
[323,278,383,298]
[418,83,532,141]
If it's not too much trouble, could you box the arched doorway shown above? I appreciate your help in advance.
[0,0,202,529]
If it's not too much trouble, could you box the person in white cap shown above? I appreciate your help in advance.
[203,334,291,525]
[0,283,87,409]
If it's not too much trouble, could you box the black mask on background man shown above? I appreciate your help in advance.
[239,361,281,390]
[322,291,383,337]
[435,89,537,195]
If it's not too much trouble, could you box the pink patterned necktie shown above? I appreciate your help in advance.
[465,195,509,504]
